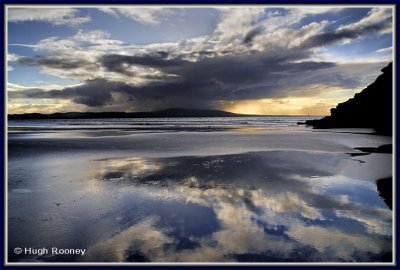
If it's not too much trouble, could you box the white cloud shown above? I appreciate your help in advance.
[191,7,340,55]
[7,53,20,62]
[97,7,119,17]
[8,8,91,26]
[32,29,124,54]
[73,29,110,42]
[296,7,343,15]
[98,7,174,25]
[9,30,172,87]
[338,7,392,34]
[215,8,265,42]
[376,47,392,53]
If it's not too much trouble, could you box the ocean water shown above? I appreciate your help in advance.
[7,117,393,263]
[8,116,320,132]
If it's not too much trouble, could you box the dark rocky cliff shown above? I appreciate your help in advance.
[305,62,393,135]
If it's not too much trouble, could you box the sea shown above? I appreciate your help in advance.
[8,116,320,133]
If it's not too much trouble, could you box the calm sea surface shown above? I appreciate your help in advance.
[8,116,319,133]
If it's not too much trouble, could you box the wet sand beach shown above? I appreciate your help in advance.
[7,118,393,263]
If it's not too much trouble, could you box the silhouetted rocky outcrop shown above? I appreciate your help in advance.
[306,63,393,135]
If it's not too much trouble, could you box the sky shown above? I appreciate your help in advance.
[7,5,393,115]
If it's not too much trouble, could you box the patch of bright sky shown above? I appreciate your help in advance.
[318,88,362,100]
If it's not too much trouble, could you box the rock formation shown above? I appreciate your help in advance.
[306,62,393,135]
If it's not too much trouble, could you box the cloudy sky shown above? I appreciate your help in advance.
[7,5,393,115]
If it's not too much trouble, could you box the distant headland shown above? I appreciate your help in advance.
[8,108,252,119]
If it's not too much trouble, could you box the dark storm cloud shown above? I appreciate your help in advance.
[104,47,317,88]
[17,56,90,69]
[303,16,392,48]
[186,51,221,59]
[10,52,339,110]
[10,78,225,109]
[9,80,119,107]
[101,53,188,75]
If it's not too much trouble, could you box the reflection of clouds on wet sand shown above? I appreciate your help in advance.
[85,217,173,262]
[335,209,392,236]
[168,201,297,262]
[98,157,162,182]
[287,226,385,261]
[82,151,392,262]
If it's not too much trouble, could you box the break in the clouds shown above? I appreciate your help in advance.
[7,6,393,115]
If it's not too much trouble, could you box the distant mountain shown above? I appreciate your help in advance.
[8,108,251,119]
[305,62,393,135]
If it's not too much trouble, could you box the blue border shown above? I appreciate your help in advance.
[1,1,398,269]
